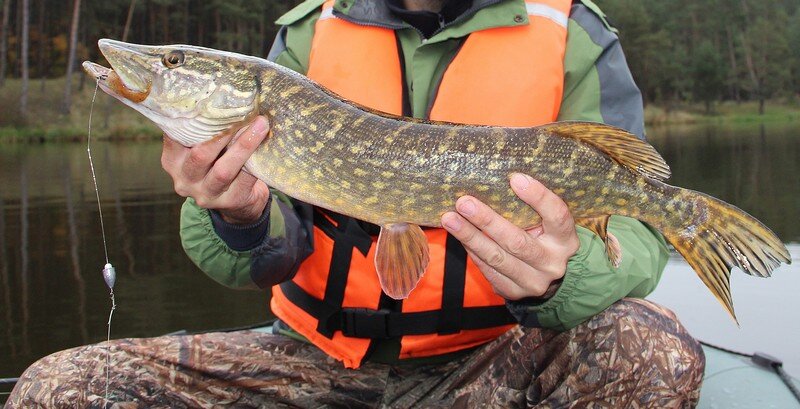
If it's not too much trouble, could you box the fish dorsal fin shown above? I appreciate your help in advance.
[538,121,671,181]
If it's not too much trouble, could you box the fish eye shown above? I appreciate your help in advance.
[162,51,185,68]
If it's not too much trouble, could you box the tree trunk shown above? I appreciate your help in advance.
[78,23,85,91]
[235,19,243,51]
[214,9,221,48]
[182,0,189,43]
[62,0,81,114]
[0,0,11,87]
[20,0,29,115]
[37,0,44,92]
[148,3,156,43]
[121,0,136,42]
[258,8,265,55]
[161,3,169,43]
[759,98,765,115]
[197,6,203,46]
[739,31,761,108]
[724,24,740,102]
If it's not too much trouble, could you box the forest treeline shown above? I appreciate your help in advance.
[0,0,798,115]
[0,0,303,115]
[596,0,798,114]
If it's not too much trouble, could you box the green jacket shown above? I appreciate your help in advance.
[180,0,669,332]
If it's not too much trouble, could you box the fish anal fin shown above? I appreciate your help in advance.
[375,223,430,300]
[576,215,622,267]
[606,232,622,268]
[539,121,671,181]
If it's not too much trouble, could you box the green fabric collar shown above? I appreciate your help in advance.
[277,0,532,44]
[421,0,528,44]
[275,0,326,26]
[333,0,530,43]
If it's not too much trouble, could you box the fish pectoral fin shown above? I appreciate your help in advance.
[575,215,622,268]
[375,223,430,300]
[538,121,671,181]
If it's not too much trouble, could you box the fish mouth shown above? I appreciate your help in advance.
[82,39,152,103]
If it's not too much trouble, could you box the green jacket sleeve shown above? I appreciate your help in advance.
[180,192,313,290]
[506,2,668,331]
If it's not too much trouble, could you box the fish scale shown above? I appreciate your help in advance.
[83,39,790,317]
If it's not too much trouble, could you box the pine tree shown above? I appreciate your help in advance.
[0,0,11,87]
[20,0,29,114]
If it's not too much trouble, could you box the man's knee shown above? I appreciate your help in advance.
[7,345,102,408]
[581,298,705,404]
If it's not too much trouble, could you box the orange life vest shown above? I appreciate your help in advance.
[271,0,571,369]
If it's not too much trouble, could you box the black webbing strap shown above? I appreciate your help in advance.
[312,209,373,337]
[439,233,467,334]
[281,280,516,339]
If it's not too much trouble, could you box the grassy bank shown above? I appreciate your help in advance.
[0,75,160,142]
[644,100,800,126]
[2,75,800,142]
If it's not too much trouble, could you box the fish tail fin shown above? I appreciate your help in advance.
[664,191,790,322]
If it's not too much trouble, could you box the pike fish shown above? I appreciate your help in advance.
[83,39,790,319]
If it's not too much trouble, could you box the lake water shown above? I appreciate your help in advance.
[0,122,798,387]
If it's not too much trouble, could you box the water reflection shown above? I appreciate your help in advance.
[0,142,269,379]
[63,165,89,344]
[19,168,30,357]
[104,148,136,278]
[0,197,15,358]
[647,122,799,243]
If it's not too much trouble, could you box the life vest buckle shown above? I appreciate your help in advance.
[341,308,392,339]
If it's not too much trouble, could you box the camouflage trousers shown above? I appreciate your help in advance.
[7,298,704,408]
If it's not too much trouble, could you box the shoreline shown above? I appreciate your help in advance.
[1,77,799,143]
[644,101,800,126]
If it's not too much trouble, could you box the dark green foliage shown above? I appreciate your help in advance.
[788,13,800,96]
[0,0,796,112]
[596,0,798,113]
[691,40,727,113]
[0,0,302,81]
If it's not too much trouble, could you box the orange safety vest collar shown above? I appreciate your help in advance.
[272,0,571,369]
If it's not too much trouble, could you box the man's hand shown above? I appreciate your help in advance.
[440,173,580,300]
[161,115,271,225]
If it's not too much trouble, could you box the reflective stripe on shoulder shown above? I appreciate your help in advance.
[526,2,568,28]
[319,6,336,21]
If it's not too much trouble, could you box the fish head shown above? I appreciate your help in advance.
[82,39,260,146]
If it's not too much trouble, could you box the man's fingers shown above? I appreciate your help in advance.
[213,173,270,224]
[466,250,525,299]
[179,131,235,183]
[161,135,188,175]
[211,171,257,206]
[510,173,575,238]
[441,211,531,283]
[204,116,269,195]
[452,196,543,265]
[467,249,552,299]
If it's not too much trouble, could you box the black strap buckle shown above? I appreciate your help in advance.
[341,308,392,339]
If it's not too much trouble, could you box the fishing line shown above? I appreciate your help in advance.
[88,78,117,408]
[88,80,110,265]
